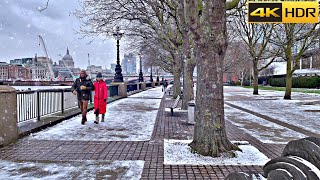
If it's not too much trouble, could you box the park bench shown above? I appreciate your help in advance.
[170,95,180,116]
[165,86,173,96]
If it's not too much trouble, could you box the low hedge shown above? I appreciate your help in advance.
[269,76,320,88]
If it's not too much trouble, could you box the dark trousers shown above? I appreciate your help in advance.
[79,100,89,117]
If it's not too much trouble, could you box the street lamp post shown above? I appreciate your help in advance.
[113,26,124,82]
[150,65,153,82]
[138,54,144,82]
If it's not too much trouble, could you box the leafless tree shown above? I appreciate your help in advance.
[271,23,319,99]
[231,0,281,94]
[185,0,241,157]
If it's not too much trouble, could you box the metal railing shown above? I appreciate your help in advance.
[16,89,78,123]
[146,82,152,87]
[127,83,138,93]
[108,85,119,97]
[17,84,120,123]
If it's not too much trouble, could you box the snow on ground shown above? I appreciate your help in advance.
[225,105,306,144]
[0,160,144,180]
[164,108,188,113]
[28,87,162,141]
[225,87,320,134]
[130,86,164,99]
[164,139,270,165]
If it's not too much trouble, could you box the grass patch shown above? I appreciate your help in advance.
[242,86,320,94]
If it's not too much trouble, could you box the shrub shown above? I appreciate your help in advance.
[269,76,320,88]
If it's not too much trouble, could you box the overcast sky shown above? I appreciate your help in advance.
[0,0,122,69]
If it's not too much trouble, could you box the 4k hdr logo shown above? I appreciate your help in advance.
[248,2,319,23]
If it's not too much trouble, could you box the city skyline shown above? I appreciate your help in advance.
[0,0,125,69]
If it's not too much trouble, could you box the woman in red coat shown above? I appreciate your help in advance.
[93,72,108,124]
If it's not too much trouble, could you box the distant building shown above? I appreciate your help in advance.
[10,58,33,65]
[59,48,75,69]
[8,65,30,80]
[0,62,9,80]
[0,62,31,80]
[87,65,103,78]
[110,63,116,73]
[122,53,136,74]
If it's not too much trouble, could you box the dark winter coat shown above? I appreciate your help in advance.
[93,80,108,114]
[72,77,94,101]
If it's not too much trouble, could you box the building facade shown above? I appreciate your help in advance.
[59,48,75,69]
[122,53,137,74]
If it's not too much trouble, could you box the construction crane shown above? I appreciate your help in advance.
[38,35,55,80]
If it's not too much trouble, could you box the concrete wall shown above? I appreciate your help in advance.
[140,82,146,90]
[111,82,128,98]
[0,86,18,147]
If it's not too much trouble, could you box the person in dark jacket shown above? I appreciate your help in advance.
[93,72,108,124]
[72,70,94,124]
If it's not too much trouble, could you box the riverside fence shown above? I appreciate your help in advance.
[15,82,159,123]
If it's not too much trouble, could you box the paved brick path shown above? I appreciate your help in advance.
[0,91,288,179]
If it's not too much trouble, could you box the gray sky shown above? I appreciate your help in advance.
[0,0,120,69]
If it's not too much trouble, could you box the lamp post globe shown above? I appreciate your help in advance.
[112,26,124,82]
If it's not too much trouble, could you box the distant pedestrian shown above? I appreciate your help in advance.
[93,72,108,124]
[72,70,94,125]
[163,79,168,93]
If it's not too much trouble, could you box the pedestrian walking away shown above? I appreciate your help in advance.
[72,70,94,125]
[163,79,168,93]
[93,72,108,124]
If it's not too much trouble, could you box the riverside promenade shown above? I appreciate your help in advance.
[0,86,319,179]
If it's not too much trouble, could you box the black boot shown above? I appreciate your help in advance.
[81,116,87,125]
[94,115,99,124]
[101,114,105,122]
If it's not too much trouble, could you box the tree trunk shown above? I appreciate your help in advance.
[188,0,238,157]
[284,52,293,99]
[173,54,182,99]
[181,29,196,110]
[253,61,259,95]
[284,73,292,99]
[182,60,196,109]
[240,71,244,86]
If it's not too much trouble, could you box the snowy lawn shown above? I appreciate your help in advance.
[28,87,162,141]
[225,105,306,144]
[164,139,270,165]
[0,160,144,180]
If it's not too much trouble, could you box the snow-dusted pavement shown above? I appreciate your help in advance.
[0,160,144,180]
[28,87,163,141]
[164,139,270,165]
[224,86,320,143]
[225,105,307,144]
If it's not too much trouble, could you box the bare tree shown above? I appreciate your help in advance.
[185,0,240,157]
[231,0,280,94]
[271,24,319,99]
[75,0,184,98]
[224,42,251,85]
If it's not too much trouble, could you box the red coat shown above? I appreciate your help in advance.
[93,80,108,114]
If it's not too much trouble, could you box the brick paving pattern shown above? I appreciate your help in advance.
[0,92,288,179]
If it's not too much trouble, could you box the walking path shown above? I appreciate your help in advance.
[0,86,319,179]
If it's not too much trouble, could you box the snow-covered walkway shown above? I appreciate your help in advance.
[224,86,320,144]
[28,87,163,141]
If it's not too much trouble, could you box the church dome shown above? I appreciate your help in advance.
[62,48,73,61]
